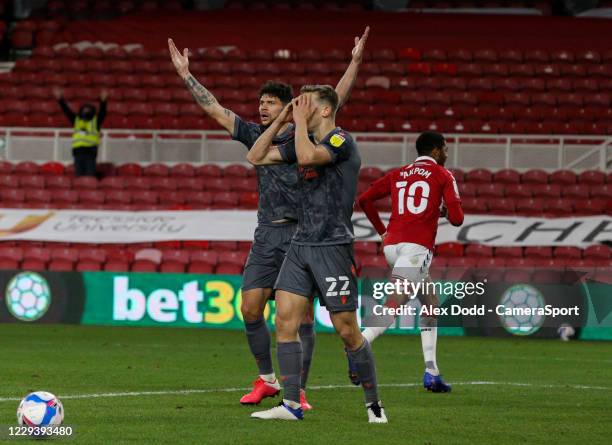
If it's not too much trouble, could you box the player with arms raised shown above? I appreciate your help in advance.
[356,131,464,392]
[168,28,369,410]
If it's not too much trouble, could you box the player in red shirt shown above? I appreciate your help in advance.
[354,131,464,392]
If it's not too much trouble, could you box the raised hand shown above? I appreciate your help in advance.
[53,88,63,100]
[351,26,370,63]
[278,102,293,124]
[168,38,190,79]
[100,90,108,101]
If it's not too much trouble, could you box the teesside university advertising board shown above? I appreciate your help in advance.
[0,270,611,340]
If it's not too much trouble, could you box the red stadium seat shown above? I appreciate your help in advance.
[22,247,51,270]
[590,184,610,200]
[170,163,196,177]
[197,164,223,178]
[186,191,213,208]
[554,247,582,260]
[224,164,250,178]
[573,199,605,215]
[516,198,544,216]
[100,177,125,191]
[494,246,522,259]
[150,177,178,192]
[117,163,143,176]
[49,247,78,271]
[488,198,516,215]
[464,168,492,184]
[14,161,39,175]
[521,169,548,185]
[77,248,107,271]
[160,250,190,273]
[583,245,611,261]
[532,184,561,199]
[436,242,464,257]
[212,192,239,209]
[105,190,132,205]
[477,183,504,198]
[20,175,46,189]
[73,177,98,190]
[144,163,170,177]
[232,178,257,193]
[189,251,218,270]
[562,184,590,200]
[79,190,105,206]
[543,198,573,216]
[459,182,479,198]
[464,244,493,258]
[132,190,158,206]
[0,175,19,189]
[550,170,577,185]
[493,169,520,184]
[159,191,186,207]
[40,162,65,176]
[0,246,23,269]
[578,170,606,185]
[462,197,487,214]
[209,241,238,251]
[524,246,553,259]
[53,189,79,206]
[131,260,158,272]
[0,189,25,206]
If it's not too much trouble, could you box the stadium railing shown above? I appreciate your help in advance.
[0,128,610,171]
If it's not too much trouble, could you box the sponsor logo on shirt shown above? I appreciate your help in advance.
[329,133,346,148]
[299,166,319,180]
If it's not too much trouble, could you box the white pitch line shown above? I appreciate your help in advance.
[0,381,610,403]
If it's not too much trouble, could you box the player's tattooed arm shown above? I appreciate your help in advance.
[247,103,292,165]
[168,38,235,134]
[335,26,369,109]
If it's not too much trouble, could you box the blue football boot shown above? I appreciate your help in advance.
[423,371,452,393]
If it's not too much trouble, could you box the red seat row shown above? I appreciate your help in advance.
[0,175,258,193]
[2,162,610,187]
[27,44,612,64]
[0,242,609,276]
[0,190,259,210]
[0,162,256,178]
[0,245,247,274]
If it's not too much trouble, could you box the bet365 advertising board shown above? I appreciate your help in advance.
[0,270,611,340]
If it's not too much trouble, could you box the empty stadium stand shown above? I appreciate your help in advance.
[2,42,610,134]
[0,161,609,215]
[0,239,609,278]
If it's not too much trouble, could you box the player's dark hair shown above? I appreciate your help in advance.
[300,84,339,115]
[416,131,446,156]
[259,81,293,105]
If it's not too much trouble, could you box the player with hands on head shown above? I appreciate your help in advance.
[249,86,387,423]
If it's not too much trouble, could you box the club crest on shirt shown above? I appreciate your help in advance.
[329,133,345,148]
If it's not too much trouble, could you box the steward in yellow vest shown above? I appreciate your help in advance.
[56,90,108,177]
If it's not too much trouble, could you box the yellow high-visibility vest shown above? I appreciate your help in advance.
[72,116,100,149]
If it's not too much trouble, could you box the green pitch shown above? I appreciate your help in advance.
[1,324,610,444]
